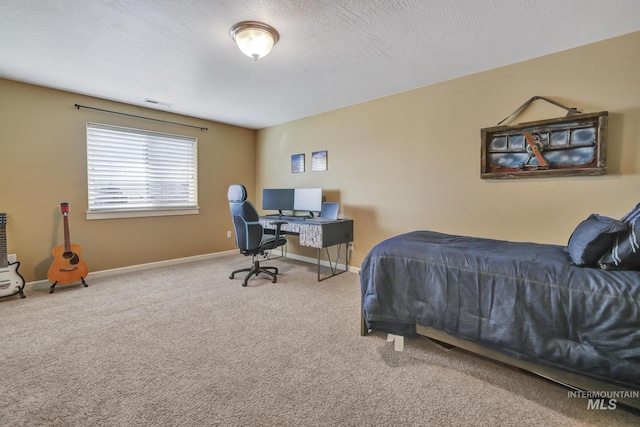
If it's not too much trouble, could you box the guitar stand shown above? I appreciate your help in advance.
[0,289,26,299]
[49,277,88,293]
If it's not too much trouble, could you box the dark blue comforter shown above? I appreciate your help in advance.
[360,231,640,388]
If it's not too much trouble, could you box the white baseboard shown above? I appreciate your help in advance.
[25,249,360,292]
[25,250,237,292]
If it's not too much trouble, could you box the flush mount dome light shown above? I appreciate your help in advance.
[230,21,280,60]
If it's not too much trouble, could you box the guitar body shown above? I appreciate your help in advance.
[0,261,26,298]
[47,243,89,285]
[0,212,26,298]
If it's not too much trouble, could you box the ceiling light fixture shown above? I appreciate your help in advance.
[229,21,279,60]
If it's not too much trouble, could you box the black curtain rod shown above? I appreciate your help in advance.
[74,104,208,131]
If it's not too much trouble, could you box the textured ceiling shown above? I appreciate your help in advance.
[1,0,640,129]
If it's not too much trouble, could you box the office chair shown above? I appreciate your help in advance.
[227,184,287,286]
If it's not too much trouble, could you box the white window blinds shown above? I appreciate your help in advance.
[86,123,198,214]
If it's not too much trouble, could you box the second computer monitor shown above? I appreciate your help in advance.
[294,188,323,216]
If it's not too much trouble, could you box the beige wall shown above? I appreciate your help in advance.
[257,31,640,268]
[3,31,638,282]
[0,79,254,282]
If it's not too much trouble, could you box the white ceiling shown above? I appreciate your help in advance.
[1,0,640,130]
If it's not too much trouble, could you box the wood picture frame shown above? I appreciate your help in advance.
[480,111,608,179]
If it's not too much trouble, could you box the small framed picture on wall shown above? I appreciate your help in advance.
[291,153,305,173]
[312,150,327,171]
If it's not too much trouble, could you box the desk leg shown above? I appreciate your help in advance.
[317,243,350,281]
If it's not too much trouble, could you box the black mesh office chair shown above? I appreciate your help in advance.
[227,184,287,286]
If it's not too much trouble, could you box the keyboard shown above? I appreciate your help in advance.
[305,218,339,223]
[265,215,305,221]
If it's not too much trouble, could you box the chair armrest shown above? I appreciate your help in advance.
[269,220,287,238]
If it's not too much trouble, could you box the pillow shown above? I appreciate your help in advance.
[598,203,640,270]
[566,214,627,267]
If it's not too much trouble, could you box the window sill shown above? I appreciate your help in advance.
[86,207,200,220]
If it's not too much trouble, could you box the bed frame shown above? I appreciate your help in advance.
[360,313,640,411]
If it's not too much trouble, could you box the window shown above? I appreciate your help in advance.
[86,123,198,219]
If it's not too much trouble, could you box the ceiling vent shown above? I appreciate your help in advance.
[144,98,172,108]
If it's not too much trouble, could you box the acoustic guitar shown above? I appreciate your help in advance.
[0,213,26,299]
[47,202,89,292]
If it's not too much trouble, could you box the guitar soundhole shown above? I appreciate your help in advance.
[63,251,80,265]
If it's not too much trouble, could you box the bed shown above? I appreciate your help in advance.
[360,230,640,410]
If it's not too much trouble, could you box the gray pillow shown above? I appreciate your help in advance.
[599,203,640,270]
[566,214,627,267]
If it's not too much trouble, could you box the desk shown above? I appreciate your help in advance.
[260,216,354,281]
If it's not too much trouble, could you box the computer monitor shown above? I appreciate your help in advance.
[294,188,323,217]
[262,188,295,215]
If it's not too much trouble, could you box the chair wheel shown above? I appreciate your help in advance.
[272,278,277,283]
[242,282,248,287]
[229,274,234,279]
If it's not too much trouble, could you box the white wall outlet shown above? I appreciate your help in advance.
[348,242,354,251]
[226,230,232,238]
[7,254,17,263]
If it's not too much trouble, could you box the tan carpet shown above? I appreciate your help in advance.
[0,254,637,426]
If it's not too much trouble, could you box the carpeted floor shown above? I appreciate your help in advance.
[0,254,637,426]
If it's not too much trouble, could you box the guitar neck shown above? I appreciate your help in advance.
[0,224,8,268]
[63,215,71,252]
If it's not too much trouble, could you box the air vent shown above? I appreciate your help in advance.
[144,98,172,108]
